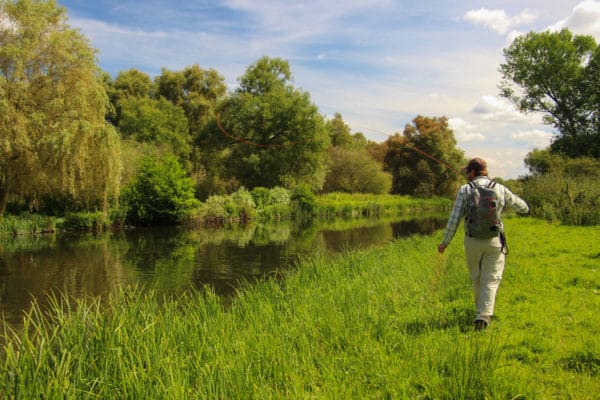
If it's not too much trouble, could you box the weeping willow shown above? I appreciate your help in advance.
[0,0,121,215]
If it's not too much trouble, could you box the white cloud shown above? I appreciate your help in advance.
[64,0,584,179]
[463,8,537,34]
[471,95,528,122]
[448,118,486,142]
[76,18,170,39]
[222,0,388,39]
[505,29,524,45]
[548,0,600,40]
[465,147,531,178]
[511,129,554,147]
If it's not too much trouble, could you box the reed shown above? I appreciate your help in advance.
[1,217,598,398]
[190,188,451,225]
[521,172,600,225]
[0,213,57,236]
[315,192,451,218]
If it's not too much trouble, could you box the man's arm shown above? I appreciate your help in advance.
[438,186,467,253]
[503,187,529,214]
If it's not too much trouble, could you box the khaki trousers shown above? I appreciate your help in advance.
[464,235,505,321]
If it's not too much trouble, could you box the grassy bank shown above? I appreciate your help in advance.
[0,214,58,236]
[314,192,451,218]
[1,190,450,235]
[1,217,599,398]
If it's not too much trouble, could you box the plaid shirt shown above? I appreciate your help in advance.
[441,176,529,246]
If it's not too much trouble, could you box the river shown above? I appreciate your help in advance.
[0,216,445,328]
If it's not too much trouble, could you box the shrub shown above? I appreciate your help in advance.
[250,187,272,207]
[109,205,128,228]
[121,155,199,225]
[323,147,392,194]
[203,195,233,220]
[231,187,256,220]
[521,172,600,225]
[269,187,290,205]
[290,184,316,217]
[522,158,600,225]
[62,212,109,231]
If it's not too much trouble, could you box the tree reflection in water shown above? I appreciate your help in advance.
[0,216,445,328]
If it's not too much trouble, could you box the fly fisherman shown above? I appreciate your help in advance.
[437,157,529,331]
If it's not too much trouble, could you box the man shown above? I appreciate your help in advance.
[437,157,529,330]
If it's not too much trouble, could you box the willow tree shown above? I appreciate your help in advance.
[0,0,121,215]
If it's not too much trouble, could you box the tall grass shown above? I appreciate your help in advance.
[2,217,598,398]
[315,192,451,218]
[521,171,600,226]
[190,188,451,225]
[192,186,290,223]
[0,213,57,236]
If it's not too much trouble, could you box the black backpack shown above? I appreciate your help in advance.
[466,181,502,238]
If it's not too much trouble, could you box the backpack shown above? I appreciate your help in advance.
[466,181,502,238]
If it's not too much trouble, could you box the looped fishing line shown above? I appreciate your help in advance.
[216,113,305,149]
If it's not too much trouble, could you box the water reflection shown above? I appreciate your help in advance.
[0,216,444,328]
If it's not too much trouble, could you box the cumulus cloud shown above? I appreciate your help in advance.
[505,29,524,45]
[464,148,531,178]
[448,117,485,142]
[463,8,537,34]
[548,0,600,40]
[471,95,525,122]
[511,129,554,147]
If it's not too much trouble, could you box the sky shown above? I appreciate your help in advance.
[57,0,600,178]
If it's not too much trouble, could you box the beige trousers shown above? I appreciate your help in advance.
[464,235,505,321]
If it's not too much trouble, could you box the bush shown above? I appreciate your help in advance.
[250,187,272,207]
[290,184,316,217]
[109,205,128,229]
[522,172,600,225]
[520,155,600,225]
[269,187,290,205]
[231,187,256,220]
[121,155,199,225]
[203,195,233,220]
[323,147,392,194]
[62,212,109,231]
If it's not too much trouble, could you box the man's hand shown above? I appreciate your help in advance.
[437,243,447,254]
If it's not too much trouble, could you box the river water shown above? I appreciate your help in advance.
[0,216,444,328]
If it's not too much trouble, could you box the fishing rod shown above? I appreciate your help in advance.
[402,143,463,178]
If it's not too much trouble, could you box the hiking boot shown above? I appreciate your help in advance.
[474,319,488,331]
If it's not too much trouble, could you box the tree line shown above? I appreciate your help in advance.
[1,0,599,226]
[0,0,467,225]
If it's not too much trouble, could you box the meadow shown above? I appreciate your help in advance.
[1,217,598,399]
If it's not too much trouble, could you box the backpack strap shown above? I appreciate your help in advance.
[468,180,496,190]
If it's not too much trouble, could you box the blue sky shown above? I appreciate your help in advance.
[58,0,600,178]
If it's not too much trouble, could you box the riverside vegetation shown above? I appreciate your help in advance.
[1,217,598,399]
[0,187,451,235]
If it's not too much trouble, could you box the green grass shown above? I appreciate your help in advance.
[315,192,451,218]
[0,213,58,236]
[1,217,599,398]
